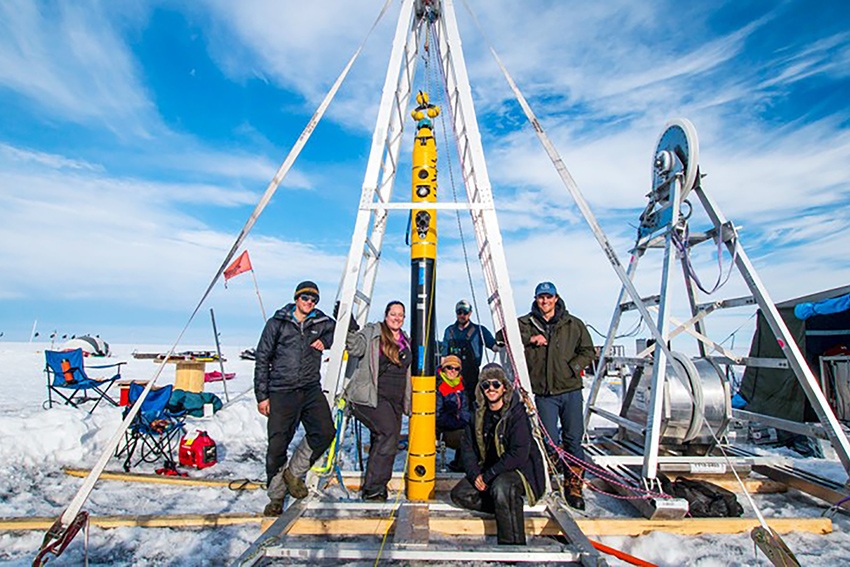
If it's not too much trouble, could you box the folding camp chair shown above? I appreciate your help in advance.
[115,383,186,472]
[44,349,123,413]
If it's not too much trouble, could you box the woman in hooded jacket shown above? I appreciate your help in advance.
[344,301,412,501]
[436,354,470,471]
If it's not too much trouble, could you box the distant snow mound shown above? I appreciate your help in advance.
[61,335,110,357]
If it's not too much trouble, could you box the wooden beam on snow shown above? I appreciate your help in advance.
[63,467,264,490]
[678,475,787,494]
[2,513,831,537]
[325,472,463,492]
[0,512,264,531]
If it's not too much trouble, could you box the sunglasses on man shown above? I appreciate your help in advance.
[456,309,471,315]
[299,294,318,304]
[480,379,504,391]
[444,365,461,372]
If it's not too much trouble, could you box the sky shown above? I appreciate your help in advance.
[1,0,849,351]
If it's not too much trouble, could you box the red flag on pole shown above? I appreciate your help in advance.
[224,250,253,285]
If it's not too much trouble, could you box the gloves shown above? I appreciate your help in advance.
[334,301,360,332]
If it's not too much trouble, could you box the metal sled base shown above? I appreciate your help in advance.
[235,473,606,566]
[585,435,850,519]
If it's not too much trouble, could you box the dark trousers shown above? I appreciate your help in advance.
[536,389,585,462]
[439,428,464,465]
[266,384,335,485]
[450,471,527,545]
[462,363,480,412]
[351,398,403,494]
[439,428,464,450]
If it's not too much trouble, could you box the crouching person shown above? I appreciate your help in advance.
[450,363,546,545]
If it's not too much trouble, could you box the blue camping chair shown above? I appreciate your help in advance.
[115,383,186,472]
[44,349,124,413]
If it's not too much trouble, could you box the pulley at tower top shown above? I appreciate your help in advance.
[414,0,442,20]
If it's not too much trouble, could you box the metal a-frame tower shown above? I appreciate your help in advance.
[321,0,531,403]
[235,1,609,564]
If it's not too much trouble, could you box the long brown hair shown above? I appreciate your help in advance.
[380,301,405,365]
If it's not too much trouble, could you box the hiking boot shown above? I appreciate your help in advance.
[566,493,585,511]
[565,464,585,511]
[362,487,388,502]
[263,499,283,517]
[283,467,308,499]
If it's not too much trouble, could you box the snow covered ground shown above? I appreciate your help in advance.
[1,341,849,566]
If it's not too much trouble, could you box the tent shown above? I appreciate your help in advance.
[739,284,850,423]
[60,335,111,357]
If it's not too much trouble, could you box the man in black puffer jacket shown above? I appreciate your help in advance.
[451,363,546,545]
[254,280,336,516]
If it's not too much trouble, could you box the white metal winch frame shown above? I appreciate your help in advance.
[583,118,850,482]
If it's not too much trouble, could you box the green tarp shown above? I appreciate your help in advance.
[739,307,808,422]
[739,287,850,423]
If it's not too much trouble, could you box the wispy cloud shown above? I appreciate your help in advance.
[0,0,156,135]
[761,32,850,89]
[0,143,104,172]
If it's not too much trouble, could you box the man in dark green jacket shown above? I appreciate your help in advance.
[519,281,595,510]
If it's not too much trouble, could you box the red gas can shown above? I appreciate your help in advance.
[179,430,217,469]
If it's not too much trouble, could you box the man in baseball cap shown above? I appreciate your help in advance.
[519,281,595,510]
[441,299,502,410]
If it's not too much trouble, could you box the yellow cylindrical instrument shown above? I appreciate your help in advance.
[407,91,440,501]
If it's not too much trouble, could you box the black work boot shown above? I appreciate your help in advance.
[362,486,388,501]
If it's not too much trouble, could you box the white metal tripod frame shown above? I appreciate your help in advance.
[584,174,850,478]
[323,0,532,403]
[641,175,685,480]
[692,183,850,473]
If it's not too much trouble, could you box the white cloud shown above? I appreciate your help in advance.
[0,0,156,135]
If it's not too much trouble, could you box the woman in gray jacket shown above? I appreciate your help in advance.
[344,301,412,501]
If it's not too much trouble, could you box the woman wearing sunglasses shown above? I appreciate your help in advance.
[436,354,471,472]
[344,301,412,501]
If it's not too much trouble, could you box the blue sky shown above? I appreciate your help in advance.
[1,0,848,351]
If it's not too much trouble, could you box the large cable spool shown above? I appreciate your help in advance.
[625,352,731,446]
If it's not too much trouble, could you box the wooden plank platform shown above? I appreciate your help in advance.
[325,472,463,493]
[393,503,430,543]
[2,513,831,536]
